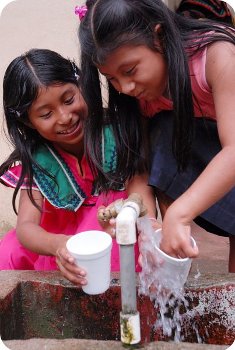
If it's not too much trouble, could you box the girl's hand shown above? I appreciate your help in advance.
[160,205,199,259]
[98,205,116,237]
[56,244,87,287]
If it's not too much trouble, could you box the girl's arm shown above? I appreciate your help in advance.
[16,189,87,286]
[161,41,235,258]
[17,189,66,255]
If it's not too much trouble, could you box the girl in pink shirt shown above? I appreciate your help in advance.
[78,0,235,271]
[0,49,142,283]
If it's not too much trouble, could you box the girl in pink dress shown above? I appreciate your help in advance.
[0,48,141,285]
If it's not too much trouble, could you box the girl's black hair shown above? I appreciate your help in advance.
[79,0,235,190]
[0,48,81,213]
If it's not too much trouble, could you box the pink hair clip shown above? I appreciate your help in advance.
[75,5,88,21]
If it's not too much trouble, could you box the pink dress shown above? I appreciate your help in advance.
[0,145,140,272]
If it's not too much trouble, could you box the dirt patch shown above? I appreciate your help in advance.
[0,220,13,239]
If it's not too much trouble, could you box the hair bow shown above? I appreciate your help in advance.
[75,5,87,20]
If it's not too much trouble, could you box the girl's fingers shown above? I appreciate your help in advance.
[57,259,87,286]
[56,249,88,287]
[182,243,199,258]
[174,237,199,258]
[58,257,86,276]
[61,268,87,286]
[97,205,106,223]
[160,239,199,259]
[56,248,75,264]
[109,218,116,225]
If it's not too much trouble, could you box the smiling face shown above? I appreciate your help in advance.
[28,83,88,157]
[97,44,168,102]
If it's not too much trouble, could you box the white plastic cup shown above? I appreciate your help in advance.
[153,229,197,290]
[66,230,112,295]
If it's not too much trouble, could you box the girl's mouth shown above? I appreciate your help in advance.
[57,121,80,135]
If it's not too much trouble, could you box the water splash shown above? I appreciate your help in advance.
[137,216,191,342]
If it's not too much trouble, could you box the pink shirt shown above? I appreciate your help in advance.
[140,47,216,120]
[0,147,140,272]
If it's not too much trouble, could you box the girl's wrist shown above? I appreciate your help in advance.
[167,199,194,224]
[50,234,68,256]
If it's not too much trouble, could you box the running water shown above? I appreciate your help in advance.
[137,216,194,342]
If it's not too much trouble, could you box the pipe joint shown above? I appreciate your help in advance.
[122,201,141,217]
[120,312,141,345]
[116,205,138,245]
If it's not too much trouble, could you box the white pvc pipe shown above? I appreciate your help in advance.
[116,204,141,344]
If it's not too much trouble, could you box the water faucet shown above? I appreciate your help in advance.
[98,193,147,345]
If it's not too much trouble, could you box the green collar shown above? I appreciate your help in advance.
[32,125,117,211]
[33,144,87,211]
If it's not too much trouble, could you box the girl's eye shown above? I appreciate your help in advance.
[40,111,52,119]
[125,66,136,75]
[65,96,74,105]
[106,76,114,82]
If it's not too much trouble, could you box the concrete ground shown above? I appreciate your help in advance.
[3,339,230,350]
[190,222,229,276]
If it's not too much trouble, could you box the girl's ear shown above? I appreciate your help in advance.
[153,24,163,51]
[154,24,162,33]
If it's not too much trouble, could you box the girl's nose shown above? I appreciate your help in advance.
[119,81,136,96]
[57,110,72,124]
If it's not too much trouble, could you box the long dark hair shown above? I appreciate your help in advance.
[79,0,235,187]
[1,48,80,213]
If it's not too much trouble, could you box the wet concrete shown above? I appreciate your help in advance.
[0,271,234,350]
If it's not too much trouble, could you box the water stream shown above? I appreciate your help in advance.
[137,216,200,342]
